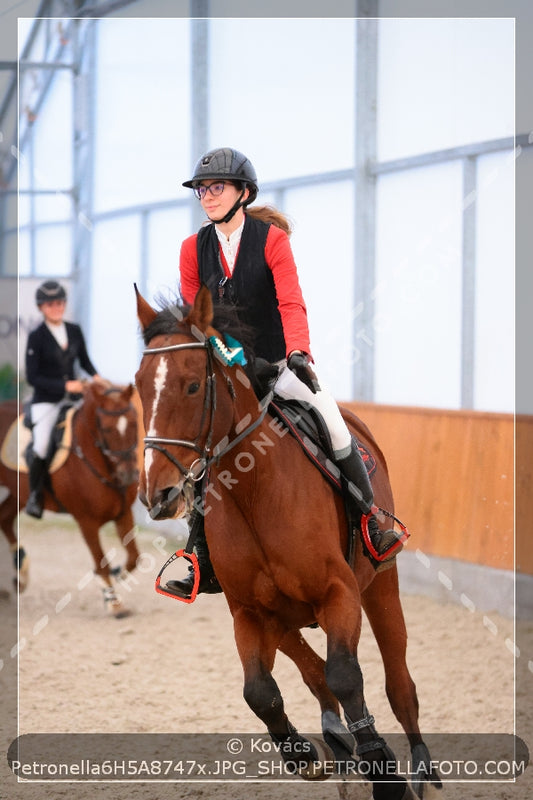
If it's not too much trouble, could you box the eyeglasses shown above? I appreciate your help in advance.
[194,182,226,200]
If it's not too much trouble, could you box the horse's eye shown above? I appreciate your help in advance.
[187,382,201,395]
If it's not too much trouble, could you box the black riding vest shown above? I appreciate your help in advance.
[197,217,286,362]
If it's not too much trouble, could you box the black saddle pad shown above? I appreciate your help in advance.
[269,397,376,493]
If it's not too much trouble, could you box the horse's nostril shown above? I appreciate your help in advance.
[163,485,181,504]
[149,487,173,508]
[144,485,187,521]
[161,486,182,509]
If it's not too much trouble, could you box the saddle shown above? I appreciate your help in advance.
[0,402,77,474]
[270,398,376,490]
[251,359,376,487]
[269,396,381,568]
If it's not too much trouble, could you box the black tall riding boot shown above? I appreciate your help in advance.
[166,509,222,598]
[336,441,399,560]
[25,455,47,519]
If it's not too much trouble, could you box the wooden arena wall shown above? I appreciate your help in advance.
[133,390,532,576]
[343,402,532,576]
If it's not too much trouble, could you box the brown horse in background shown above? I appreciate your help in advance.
[0,382,140,616]
[134,286,441,799]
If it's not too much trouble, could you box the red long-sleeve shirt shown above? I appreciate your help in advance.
[179,220,312,359]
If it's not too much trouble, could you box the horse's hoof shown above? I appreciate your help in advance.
[411,742,443,797]
[102,587,131,618]
[336,780,372,799]
[18,557,30,593]
[108,602,132,619]
[10,547,29,592]
[322,709,356,767]
[295,736,335,781]
[363,779,417,800]
[411,783,443,800]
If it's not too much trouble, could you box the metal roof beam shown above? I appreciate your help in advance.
[353,6,378,402]
[0,0,52,126]
[370,135,527,175]
[4,19,77,186]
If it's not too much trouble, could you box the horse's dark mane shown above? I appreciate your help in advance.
[142,296,256,361]
[142,296,278,398]
[141,301,190,345]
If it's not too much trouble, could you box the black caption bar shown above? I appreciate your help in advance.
[7,733,529,783]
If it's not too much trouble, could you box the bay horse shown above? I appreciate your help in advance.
[0,382,140,616]
[135,286,441,799]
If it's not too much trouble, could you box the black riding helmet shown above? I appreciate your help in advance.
[183,147,258,223]
[36,280,67,307]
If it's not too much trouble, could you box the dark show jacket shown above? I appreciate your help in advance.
[25,321,97,404]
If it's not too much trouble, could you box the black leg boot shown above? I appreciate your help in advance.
[25,455,47,519]
[166,509,222,598]
[336,441,400,560]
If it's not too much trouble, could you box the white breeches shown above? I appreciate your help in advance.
[274,364,351,455]
[31,402,62,459]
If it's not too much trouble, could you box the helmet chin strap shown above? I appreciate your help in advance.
[209,189,246,225]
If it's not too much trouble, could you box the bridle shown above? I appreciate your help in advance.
[94,388,138,468]
[142,340,215,485]
[141,337,272,488]
[74,387,138,490]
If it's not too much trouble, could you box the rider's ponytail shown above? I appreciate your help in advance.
[246,205,293,237]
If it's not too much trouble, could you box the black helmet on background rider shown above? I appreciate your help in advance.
[183,147,258,223]
[35,280,67,307]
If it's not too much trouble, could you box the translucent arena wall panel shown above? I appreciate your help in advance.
[11,15,518,411]
[93,18,191,213]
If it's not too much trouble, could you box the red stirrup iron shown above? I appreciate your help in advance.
[155,550,200,603]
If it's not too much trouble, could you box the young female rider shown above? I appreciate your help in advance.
[24,280,101,518]
[173,147,397,597]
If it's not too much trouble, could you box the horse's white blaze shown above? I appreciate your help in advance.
[145,356,168,495]
[116,414,128,437]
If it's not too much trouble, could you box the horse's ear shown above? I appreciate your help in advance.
[124,384,134,400]
[134,283,157,330]
[90,380,106,397]
[187,284,214,333]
